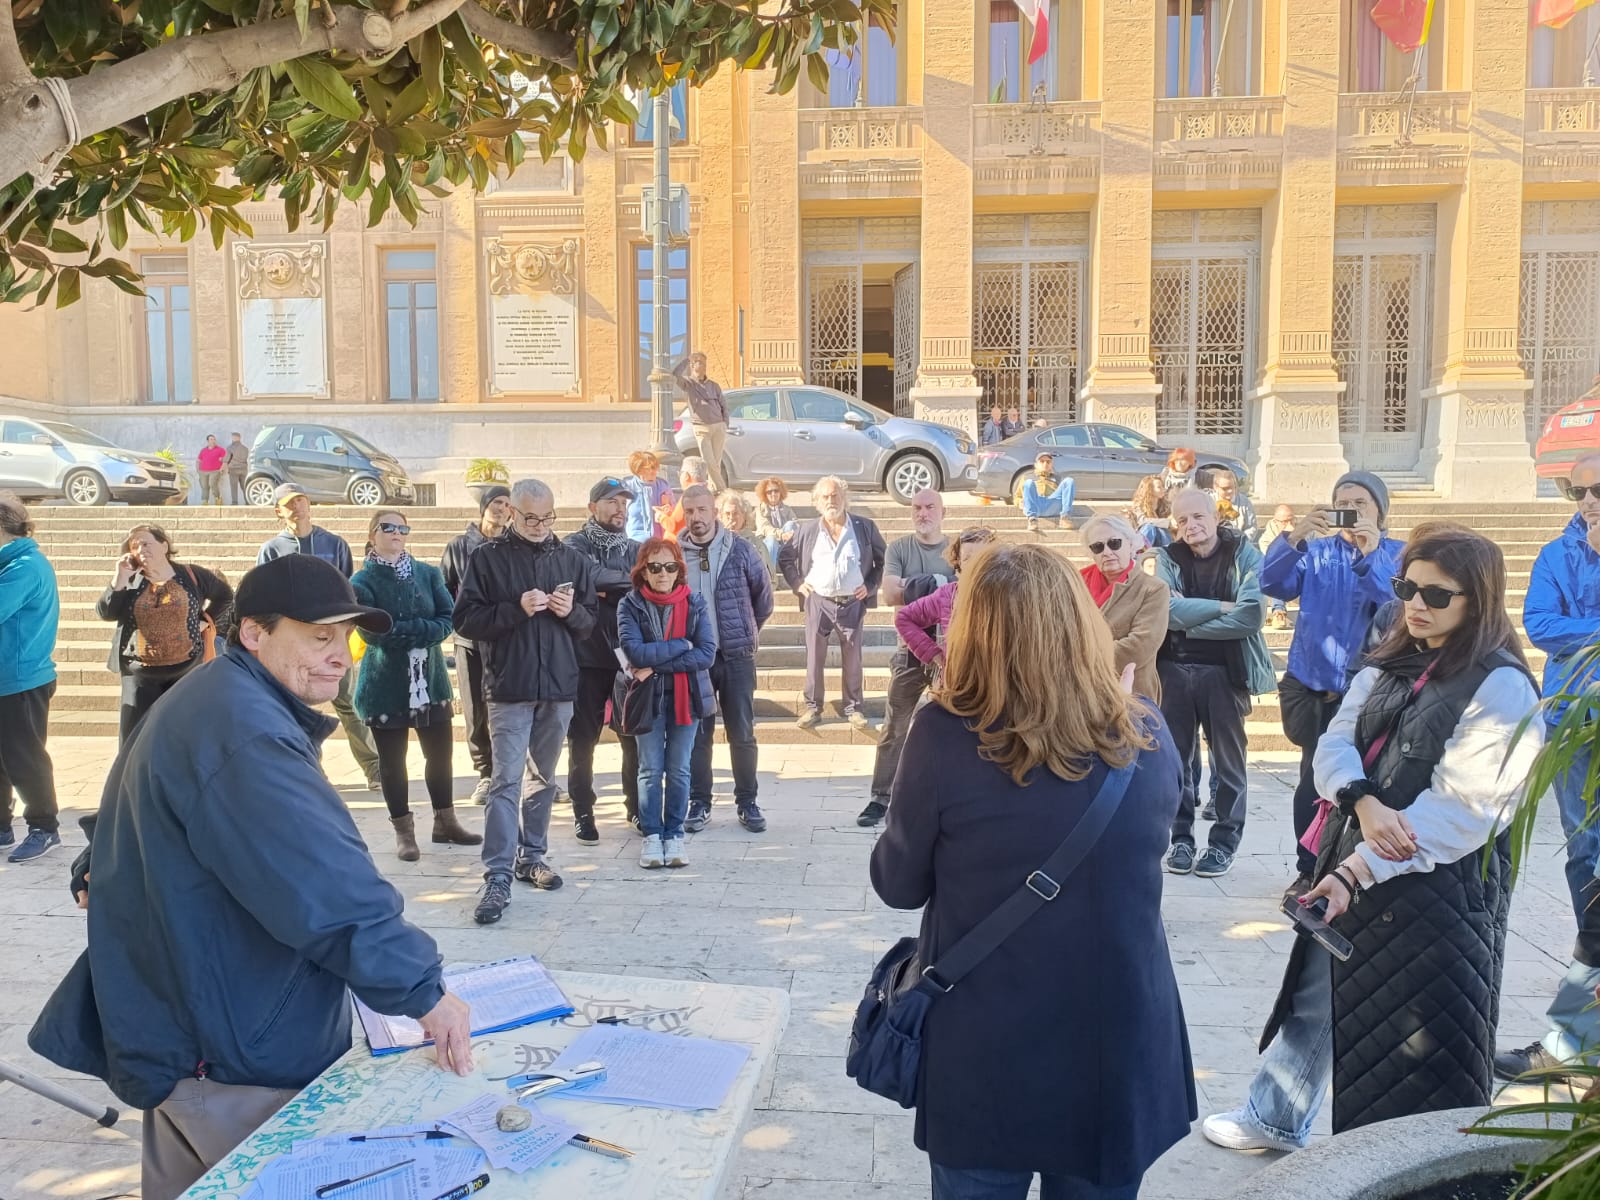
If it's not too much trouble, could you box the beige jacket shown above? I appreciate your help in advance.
[1098,569,1171,704]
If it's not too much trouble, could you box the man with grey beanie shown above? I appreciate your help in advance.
[1261,470,1405,896]
[441,484,513,803]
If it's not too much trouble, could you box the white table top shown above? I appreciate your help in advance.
[180,971,790,1200]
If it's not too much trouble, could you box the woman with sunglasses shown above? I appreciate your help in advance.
[1204,525,1541,1151]
[754,477,798,567]
[1080,515,1170,702]
[893,527,996,688]
[617,538,717,870]
[351,511,482,861]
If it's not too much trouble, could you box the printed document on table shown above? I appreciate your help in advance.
[439,1094,577,1173]
[354,956,574,1055]
[244,1144,485,1200]
[548,1025,751,1111]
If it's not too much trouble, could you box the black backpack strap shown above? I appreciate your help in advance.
[920,758,1137,992]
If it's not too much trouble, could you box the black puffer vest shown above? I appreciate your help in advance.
[1261,646,1532,1134]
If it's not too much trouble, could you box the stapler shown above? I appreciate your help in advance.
[507,1060,606,1100]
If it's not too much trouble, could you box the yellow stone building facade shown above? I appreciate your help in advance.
[6,0,1600,502]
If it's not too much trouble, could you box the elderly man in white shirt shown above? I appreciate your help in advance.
[777,476,887,735]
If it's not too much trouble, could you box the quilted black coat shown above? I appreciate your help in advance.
[1261,647,1529,1134]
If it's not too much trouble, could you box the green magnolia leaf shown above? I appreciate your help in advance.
[284,58,364,122]
[55,267,81,309]
[294,0,310,40]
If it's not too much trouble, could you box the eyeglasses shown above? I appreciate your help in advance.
[1391,576,1466,609]
[1565,484,1600,502]
[513,509,558,527]
[376,523,411,535]
[645,562,680,575]
[1088,538,1125,554]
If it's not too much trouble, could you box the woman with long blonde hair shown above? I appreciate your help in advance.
[871,543,1194,1200]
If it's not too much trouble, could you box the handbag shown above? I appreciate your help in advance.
[845,759,1137,1107]
[612,670,661,736]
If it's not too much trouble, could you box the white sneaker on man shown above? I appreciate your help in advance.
[1201,1109,1304,1152]
[639,835,665,869]
[663,837,687,868]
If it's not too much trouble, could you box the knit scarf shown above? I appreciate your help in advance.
[365,548,413,579]
[582,517,630,554]
[1080,562,1133,608]
[642,583,693,726]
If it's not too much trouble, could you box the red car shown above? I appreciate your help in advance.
[1535,375,1600,491]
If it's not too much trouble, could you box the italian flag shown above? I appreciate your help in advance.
[1014,0,1050,65]
[1369,0,1436,52]
[1535,0,1599,27]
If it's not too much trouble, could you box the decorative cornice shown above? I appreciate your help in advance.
[234,242,325,299]
[484,237,579,296]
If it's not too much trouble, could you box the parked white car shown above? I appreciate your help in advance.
[0,415,182,505]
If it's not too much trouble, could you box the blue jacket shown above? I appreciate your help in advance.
[1524,513,1600,720]
[0,537,58,697]
[617,589,718,720]
[695,532,773,660]
[257,526,355,578]
[623,474,672,544]
[29,646,444,1109]
[1261,530,1403,694]
[1153,533,1277,696]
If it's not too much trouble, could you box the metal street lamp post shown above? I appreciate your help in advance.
[647,90,677,458]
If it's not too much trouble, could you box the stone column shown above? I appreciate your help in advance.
[696,71,740,390]
[190,243,232,405]
[325,211,365,401]
[1080,0,1159,436]
[578,148,621,403]
[1416,0,1536,500]
[745,71,804,385]
[1249,0,1348,502]
[439,188,482,403]
[909,0,983,440]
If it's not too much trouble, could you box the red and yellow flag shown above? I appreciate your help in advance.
[1369,0,1436,52]
[1534,0,1600,29]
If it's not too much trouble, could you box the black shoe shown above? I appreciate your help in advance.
[1200,802,1218,821]
[513,858,563,890]
[857,800,888,828]
[1494,1042,1573,1082]
[0,825,13,849]
[685,801,712,833]
[626,812,643,835]
[573,814,599,845]
[474,873,512,925]
[738,802,768,833]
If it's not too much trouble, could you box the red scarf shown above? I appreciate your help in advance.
[642,583,694,725]
[1080,562,1134,608]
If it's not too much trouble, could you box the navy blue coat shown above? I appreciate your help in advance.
[617,588,717,721]
[29,646,445,1109]
[871,704,1196,1183]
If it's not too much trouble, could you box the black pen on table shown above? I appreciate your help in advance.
[315,1157,415,1197]
[597,1006,690,1026]
[349,1130,453,1143]
[428,1173,490,1200]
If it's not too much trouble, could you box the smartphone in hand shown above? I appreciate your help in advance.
[553,581,575,595]
[1281,894,1353,961]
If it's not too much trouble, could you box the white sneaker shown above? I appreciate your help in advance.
[1201,1109,1304,1153]
[663,837,687,868]
[639,835,665,869]
[469,777,492,806]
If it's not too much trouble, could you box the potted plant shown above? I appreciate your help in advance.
[155,447,191,505]
[464,457,510,507]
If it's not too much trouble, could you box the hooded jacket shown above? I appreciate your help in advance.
[256,526,355,578]
[451,532,597,703]
[1523,511,1600,721]
[0,536,59,698]
[1262,529,1404,694]
[440,522,498,649]
[28,646,445,1110]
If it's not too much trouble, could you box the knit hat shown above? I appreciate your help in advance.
[477,484,510,515]
[1333,470,1389,526]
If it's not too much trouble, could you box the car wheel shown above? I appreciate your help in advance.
[1009,470,1032,506]
[62,469,108,507]
[886,453,941,504]
[348,476,386,507]
[245,476,279,506]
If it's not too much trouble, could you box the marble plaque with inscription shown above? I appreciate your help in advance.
[490,290,578,394]
[239,296,328,398]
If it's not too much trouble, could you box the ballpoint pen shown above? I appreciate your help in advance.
[568,1133,635,1160]
[597,1007,692,1026]
[428,1172,490,1200]
[314,1158,415,1197]
[348,1131,453,1143]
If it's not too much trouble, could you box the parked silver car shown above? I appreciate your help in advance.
[0,415,182,505]
[674,386,976,503]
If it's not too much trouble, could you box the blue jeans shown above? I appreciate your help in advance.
[1246,943,1332,1145]
[930,1164,1139,1200]
[1552,740,1600,924]
[637,714,696,839]
[483,700,572,876]
[1138,522,1171,549]
[1543,959,1600,1065]
[1021,477,1075,520]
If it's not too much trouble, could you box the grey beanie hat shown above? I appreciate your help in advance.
[1333,470,1389,526]
[477,484,511,515]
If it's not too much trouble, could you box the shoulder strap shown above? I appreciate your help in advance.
[921,759,1137,992]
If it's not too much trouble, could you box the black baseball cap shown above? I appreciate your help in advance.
[235,555,393,633]
[589,476,631,504]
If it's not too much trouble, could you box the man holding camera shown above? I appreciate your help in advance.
[1262,471,1403,895]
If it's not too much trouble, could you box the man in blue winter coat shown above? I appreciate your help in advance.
[1261,470,1404,895]
[29,554,472,1200]
[0,493,61,863]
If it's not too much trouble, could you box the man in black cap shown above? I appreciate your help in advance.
[441,484,513,804]
[563,477,642,843]
[30,554,473,1200]
[257,482,381,789]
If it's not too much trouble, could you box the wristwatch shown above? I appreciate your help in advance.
[1335,779,1380,816]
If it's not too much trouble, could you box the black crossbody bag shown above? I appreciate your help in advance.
[845,759,1136,1107]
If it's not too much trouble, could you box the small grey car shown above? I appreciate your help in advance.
[0,414,182,505]
[974,422,1252,502]
[675,385,977,503]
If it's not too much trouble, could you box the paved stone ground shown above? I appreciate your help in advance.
[0,736,1578,1200]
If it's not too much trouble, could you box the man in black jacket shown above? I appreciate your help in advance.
[440,484,512,803]
[453,478,597,925]
[29,555,472,1200]
[563,477,641,844]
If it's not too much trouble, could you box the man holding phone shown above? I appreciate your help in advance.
[1262,472,1404,896]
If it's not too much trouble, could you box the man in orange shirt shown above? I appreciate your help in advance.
[661,456,710,541]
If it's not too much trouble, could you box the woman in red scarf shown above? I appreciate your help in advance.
[618,539,718,870]
[1079,514,1171,703]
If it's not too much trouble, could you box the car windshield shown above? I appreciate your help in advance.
[331,428,387,458]
[1097,426,1155,451]
[39,421,118,449]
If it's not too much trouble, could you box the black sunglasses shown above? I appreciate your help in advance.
[376,522,411,535]
[645,562,680,575]
[1391,576,1466,609]
[1088,538,1125,554]
[1565,484,1600,502]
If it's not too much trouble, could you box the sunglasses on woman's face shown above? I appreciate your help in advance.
[377,523,411,535]
[1565,483,1600,502]
[645,562,680,575]
[1088,538,1124,554]
[1391,576,1465,609]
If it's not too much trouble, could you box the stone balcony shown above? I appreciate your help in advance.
[797,106,923,200]
[1153,96,1284,190]
[1337,91,1471,185]
[1524,88,1600,183]
[971,101,1100,197]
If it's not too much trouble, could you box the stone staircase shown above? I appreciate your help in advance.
[27,499,1568,748]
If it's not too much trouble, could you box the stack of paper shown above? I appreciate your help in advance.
[548,1025,751,1111]
[438,1095,577,1173]
[354,956,574,1055]
[245,1144,485,1200]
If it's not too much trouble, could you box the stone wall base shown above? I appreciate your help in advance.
[911,385,985,443]
[1417,380,1538,501]
[1249,380,1350,504]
